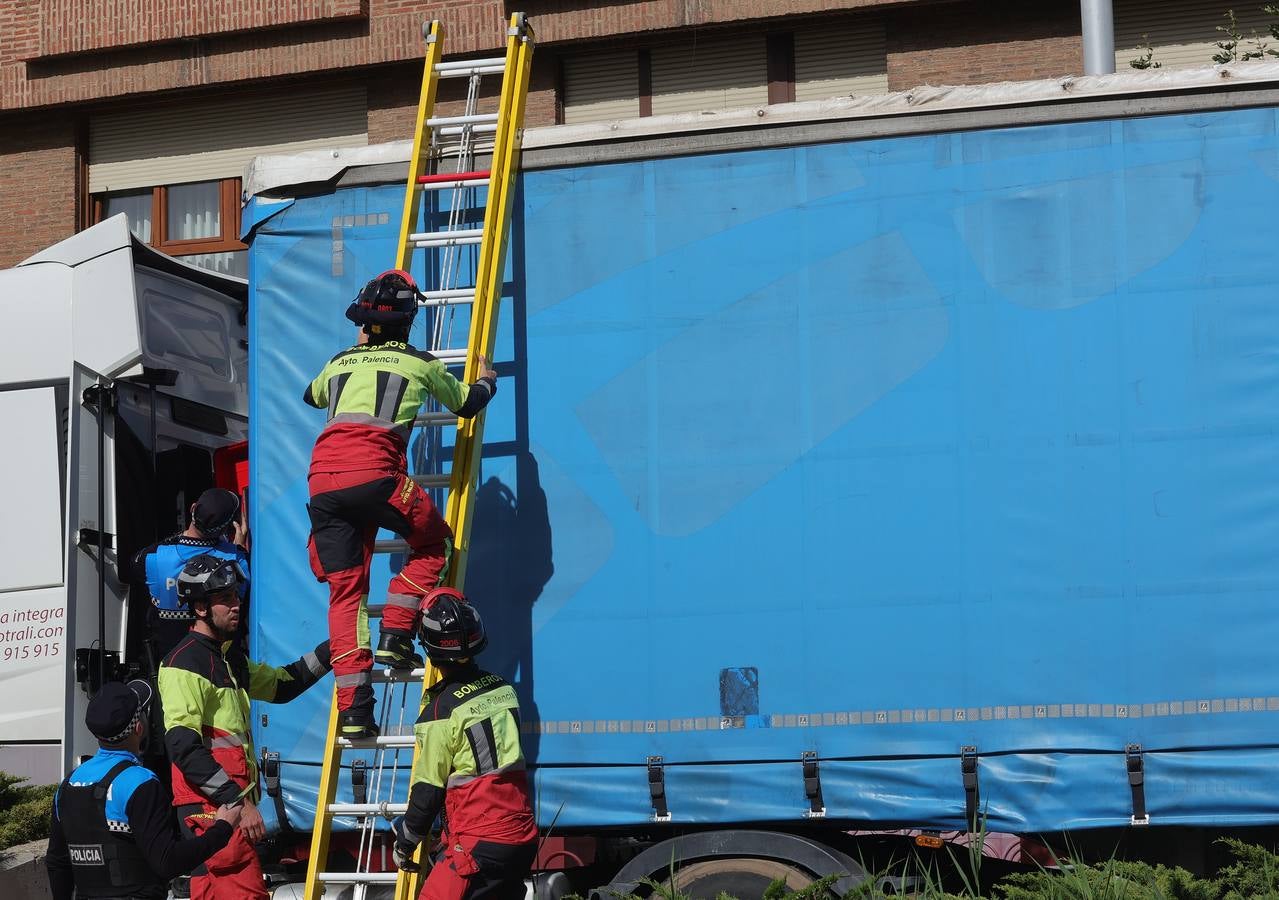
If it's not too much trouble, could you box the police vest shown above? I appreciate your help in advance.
[57,761,163,899]
[144,541,248,616]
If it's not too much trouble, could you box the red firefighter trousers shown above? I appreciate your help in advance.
[179,804,268,900]
[307,469,452,712]
[420,834,537,900]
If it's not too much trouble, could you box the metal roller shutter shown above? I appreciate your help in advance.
[89,84,368,193]
[563,51,641,124]
[651,35,768,116]
[1114,0,1276,70]
[794,20,889,101]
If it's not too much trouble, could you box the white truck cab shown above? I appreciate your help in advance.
[0,215,247,781]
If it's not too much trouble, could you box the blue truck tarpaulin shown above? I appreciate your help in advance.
[247,105,1279,832]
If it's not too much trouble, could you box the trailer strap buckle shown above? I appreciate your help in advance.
[351,759,368,806]
[801,750,826,818]
[961,746,979,831]
[262,750,281,797]
[1126,744,1149,826]
[647,756,671,822]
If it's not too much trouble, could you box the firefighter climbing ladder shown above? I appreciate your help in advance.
[301,13,535,899]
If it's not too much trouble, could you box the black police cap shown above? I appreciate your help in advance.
[85,680,153,743]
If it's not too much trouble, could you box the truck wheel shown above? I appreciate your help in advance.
[669,857,816,898]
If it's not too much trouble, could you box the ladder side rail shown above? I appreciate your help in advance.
[301,696,343,900]
[395,18,534,900]
[304,20,447,900]
[445,14,536,589]
[395,22,448,272]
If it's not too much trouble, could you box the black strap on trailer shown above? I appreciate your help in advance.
[351,759,368,806]
[261,750,294,835]
[647,756,670,822]
[1126,744,1149,825]
[801,751,825,818]
[960,746,979,831]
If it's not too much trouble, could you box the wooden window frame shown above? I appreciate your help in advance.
[92,177,246,258]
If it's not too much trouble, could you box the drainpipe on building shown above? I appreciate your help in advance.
[1080,0,1116,75]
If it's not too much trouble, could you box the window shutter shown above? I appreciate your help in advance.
[563,52,641,124]
[794,20,889,102]
[90,85,367,193]
[1114,0,1275,70]
[650,35,768,116]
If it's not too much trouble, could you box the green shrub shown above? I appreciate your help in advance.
[0,771,55,852]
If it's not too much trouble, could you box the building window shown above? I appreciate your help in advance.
[560,20,889,125]
[95,178,246,278]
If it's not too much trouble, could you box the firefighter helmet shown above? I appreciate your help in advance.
[176,554,246,606]
[418,587,487,661]
[345,269,422,329]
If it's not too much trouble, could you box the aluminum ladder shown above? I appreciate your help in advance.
[301,13,535,898]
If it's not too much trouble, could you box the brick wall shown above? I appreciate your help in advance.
[32,0,365,61]
[1,0,942,112]
[887,1,1083,89]
[0,111,77,268]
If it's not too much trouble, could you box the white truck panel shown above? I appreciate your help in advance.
[20,215,144,381]
[0,266,72,384]
[0,585,66,743]
[0,387,63,592]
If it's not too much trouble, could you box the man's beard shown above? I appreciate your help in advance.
[210,617,238,642]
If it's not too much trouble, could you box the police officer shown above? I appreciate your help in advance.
[391,589,537,900]
[133,487,250,661]
[160,554,333,900]
[45,680,241,900]
[303,269,497,738]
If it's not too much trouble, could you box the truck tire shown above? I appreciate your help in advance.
[594,830,866,899]
[670,857,815,898]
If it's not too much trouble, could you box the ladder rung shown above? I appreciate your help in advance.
[432,348,468,364]
[415,411,460,427]
[338,735,416,748]
[427,113,498,128]
[410,228,484,247]
[418,177,490,192]
[411,473,452,488]
[328,801,410,816]
[436,123,498,138]
[419,288,475,306]
[373,539,408,555]
[435,56,506,75]
[316,872,400,884]
[417,170,489,187]
[418,169,490,185]
[371,667,427,682]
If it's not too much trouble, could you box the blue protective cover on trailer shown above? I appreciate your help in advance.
[246,105,1279,833]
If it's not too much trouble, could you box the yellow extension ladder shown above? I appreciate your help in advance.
[301,13,535,898]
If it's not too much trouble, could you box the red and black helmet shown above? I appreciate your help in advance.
[345,269,422,329]
[417,587,487,661]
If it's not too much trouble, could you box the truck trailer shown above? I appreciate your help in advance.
[6,58,1279,897]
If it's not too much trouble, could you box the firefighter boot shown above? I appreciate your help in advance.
[340,704,380,740]
[375,629,423,670]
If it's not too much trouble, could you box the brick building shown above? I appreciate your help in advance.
[0,0,1257,270]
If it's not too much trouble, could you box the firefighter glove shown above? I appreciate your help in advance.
[392,841,419,873]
